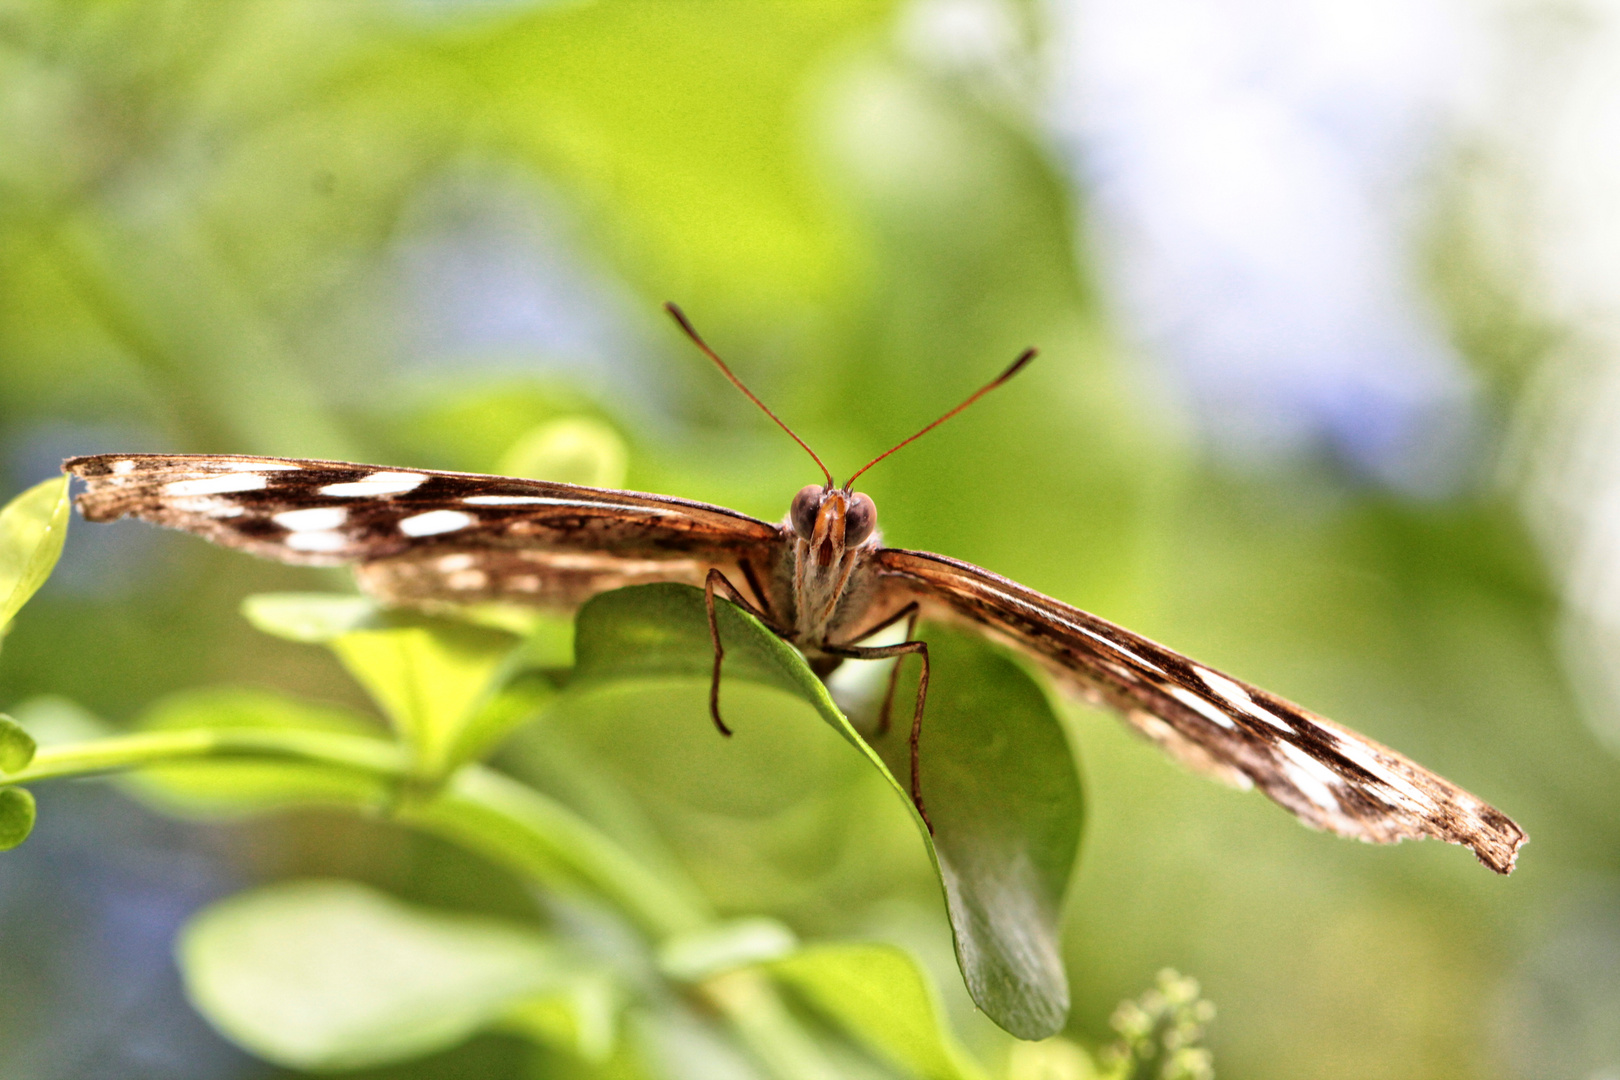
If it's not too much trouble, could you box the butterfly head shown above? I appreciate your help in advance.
[790,484,877,566]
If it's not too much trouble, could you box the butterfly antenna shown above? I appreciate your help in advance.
[844,347,1036,489]
[665,302,834,487]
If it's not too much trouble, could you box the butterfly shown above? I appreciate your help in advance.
[63,304,1526,873]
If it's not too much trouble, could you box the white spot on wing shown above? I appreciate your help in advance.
[1194,666,1248,706]
[1103,661,1137,683]
[1328,734,1436,811]
[1076,626,1164,672]
[1195,666,1291,731]
[967,579,1168,674]
[437,553,476,572]
[273,507,348,531]
[319,472,426,497]
[1275,741,1345,813]
[399,509,475,537]
[111,459,137,474]
[173,498,244,518]
[284,530,349,553]
[165,474,268,496]
[1361,785,1399,806]
[1167,685,1237,729]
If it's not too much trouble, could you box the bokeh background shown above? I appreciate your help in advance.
[4,1,1620,1077]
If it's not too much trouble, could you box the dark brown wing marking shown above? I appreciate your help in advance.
[354,548,722,610]
[873,547,1526,874]
[64,454,785,607]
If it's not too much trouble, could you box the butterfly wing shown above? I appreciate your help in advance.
[65,454,787,609]
[871,547,1526,874]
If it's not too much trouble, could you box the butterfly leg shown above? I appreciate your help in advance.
[704,567,776,738]
[842,602,921,737]
[824,635,932,833]
[737,558,775,621]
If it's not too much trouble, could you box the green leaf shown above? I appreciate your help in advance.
[179,879,586,1071]
[769,943,988,1080]
[499,972,623,1064]
[330,622,522,779]
[877,625,1082,1040]
[0,476,71,631]
[4,696,110,746]
[241,592,384,643]
[569,583,854,748]
[0,787,37,850]
[244,594,554,773]
[567,585,1082,1039]
[458,606,576,661]
[450,670,560,772]
[1005,1037,1101,1080]
[498,416,630,489]
[658,918,799,982]
[0,714,37,774]
[130,687,390,814]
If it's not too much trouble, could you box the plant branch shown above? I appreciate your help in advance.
[11,728,407,783]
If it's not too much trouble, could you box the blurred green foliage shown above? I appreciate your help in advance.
[2,1,1618,1078]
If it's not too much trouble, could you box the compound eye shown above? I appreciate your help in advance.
[790,485,823,539]
[844,492,877,546]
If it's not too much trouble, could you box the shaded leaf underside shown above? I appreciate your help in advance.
[568,584,1082,1039]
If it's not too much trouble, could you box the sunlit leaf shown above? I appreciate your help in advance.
[241,593,384,643]
[769,943,988,1080]
[658,917,799,982]
[330,622,522,780]
[0,713,37,774]
[1004,1037,1100,1080]
[244,593,554,772]
[0,476,71,631]
[0,787,37,850]
[499,972,624,1064]
[567,584,1082,1038]
[179,879,588,1071]
[458,605,575,662]
[499,416,630,489]
[130,687,389,814]
[514,611,576,670]
[4,696,109,746]
[452,670,560,772]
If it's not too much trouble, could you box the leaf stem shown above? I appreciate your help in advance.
[12,728,407,783]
